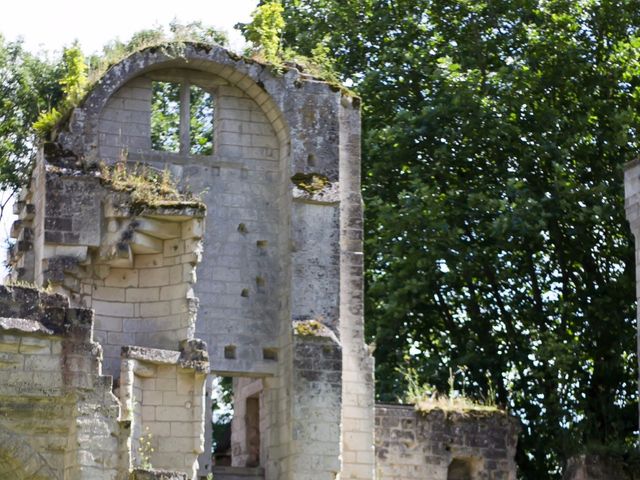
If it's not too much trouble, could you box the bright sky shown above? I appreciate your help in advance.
[0,0,258,54]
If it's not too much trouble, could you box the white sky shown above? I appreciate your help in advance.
[0,0,258,55]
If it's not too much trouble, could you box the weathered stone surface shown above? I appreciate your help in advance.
[375,404,520,480]
[1,40,407,480]
[0,286,123,478]
[623,160,640,440]
[130,468,187,480]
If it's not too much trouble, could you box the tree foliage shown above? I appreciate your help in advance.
[239,0,286,63]
[33,44,87,137]
[88,21,228,82]
[277,0,640,477]
[0,35,62,189]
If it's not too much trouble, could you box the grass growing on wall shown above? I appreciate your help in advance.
[401,366,503,415]
[99,161,203,208]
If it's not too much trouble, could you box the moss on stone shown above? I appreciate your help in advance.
[291,173,330,195]
[293,319,324,336]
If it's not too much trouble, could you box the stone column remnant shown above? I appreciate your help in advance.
[624,159,640,440]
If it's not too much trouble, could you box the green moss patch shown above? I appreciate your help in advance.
[291,173,330,194]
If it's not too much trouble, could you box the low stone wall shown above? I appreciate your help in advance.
[0,285,123,479]
[375,403,519,480]
[130,469,187,480]
[120,341,209,478]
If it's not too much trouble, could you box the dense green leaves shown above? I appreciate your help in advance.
[278,0,639,477]
[151,81,181,153]
[240,1,286,62]
[0,35,62,189]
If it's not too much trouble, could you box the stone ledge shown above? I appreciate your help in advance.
[122,345,181,364]
[122,339,209,373]
[130,468,187,480]
[0,316,55,335]
[211,465,265,479]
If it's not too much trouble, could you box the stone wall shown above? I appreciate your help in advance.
[623,159,640,439]
[339,93,376,480]
[94,67,288,378]
[230,377,265,469]
[9,153,206,379]
[120,342,209,478]
[289,322,343,480]
[54,43,373,479]
[6,151,210,479]
[375,404,519,480]
[0,285,124,479]
[6,42,375,480]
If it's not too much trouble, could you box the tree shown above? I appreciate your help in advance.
[0,35,62,200]
[239,0,286,63]
[276,0,640,477]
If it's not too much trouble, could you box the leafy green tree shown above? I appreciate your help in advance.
[33,44,87,137]
[0,35,62,193]
[276,0,640,477]
[151,81,181,153]
[239,1,286,63]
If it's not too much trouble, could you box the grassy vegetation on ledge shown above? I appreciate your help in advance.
[99,161,203,209]
[401,366,503,415]
[2,279,52,293]
[412,396,503,415]
[293,319,324,336]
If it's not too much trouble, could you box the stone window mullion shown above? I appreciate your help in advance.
[179,80,191,155]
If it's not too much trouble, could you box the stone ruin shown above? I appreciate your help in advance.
[1,42,519,479]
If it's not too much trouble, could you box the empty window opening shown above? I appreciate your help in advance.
[212,376,233,467]
[151,80,214,155]
[241,288,250,298]
[262,348,277,361]
[448,458,475,480]
[224,345,236,359]
[190,85,214,155]
[151,81,181,153]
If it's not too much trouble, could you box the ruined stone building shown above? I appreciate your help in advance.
[1,43,519,479]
